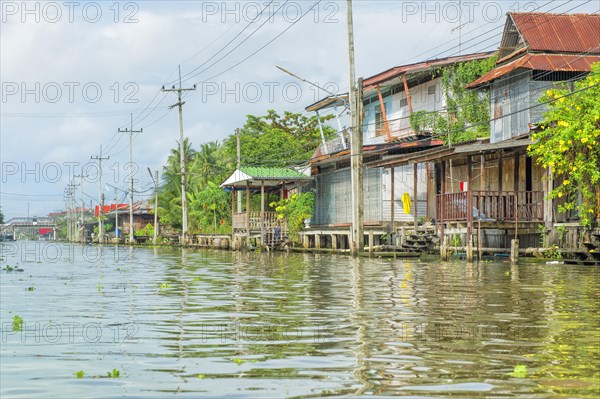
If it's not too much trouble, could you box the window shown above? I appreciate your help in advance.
[400,97,408,108]
[374,104,386,137]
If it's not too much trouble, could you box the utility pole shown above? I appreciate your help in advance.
[119,114,143,244]
[162,65,196,245]
[66,182,77,242]
[114,187,119,242]
[74,173,88,242]
[347,0,364,256]
[236,128,242,213]
[148,168,159,245]
[91,146,109,244]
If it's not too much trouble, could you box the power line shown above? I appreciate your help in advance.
[198,0,324,84]
[167,0,279,87]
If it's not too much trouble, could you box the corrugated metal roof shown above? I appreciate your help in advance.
[305,94,348,113]
[467,53,600,88]
[511,12,600,54]
[363,51,495,89]
[369,138,531,168]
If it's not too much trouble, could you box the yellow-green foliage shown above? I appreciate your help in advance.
[527,63,600,229]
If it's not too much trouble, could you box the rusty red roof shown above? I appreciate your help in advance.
[467,53,600,88]
[511,12,600,54]
[363,52,495,89]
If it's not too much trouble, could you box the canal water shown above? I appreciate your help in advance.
[1,242,598,398]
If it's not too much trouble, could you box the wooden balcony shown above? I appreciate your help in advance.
[232,212,288,235]
[436,191,544,222]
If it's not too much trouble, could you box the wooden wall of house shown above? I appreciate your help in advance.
[362,77,445,145]
[439,152,544,193]
[381,164,428,223]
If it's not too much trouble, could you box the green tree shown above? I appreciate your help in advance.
[190,141,228,188]
[188,181,231,233]
[0,207,4,225]
[270,192,315,239]
[221,110,335,167]
[158,138,196,230]
[527,63,600,229]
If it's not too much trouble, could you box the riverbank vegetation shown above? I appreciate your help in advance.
[157,110,334,235]
[527,63,600,229]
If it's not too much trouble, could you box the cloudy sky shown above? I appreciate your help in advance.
[1,0,597,220]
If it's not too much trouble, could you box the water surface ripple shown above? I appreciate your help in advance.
[1,243,598,398]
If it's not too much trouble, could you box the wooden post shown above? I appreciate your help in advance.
[513,151,520,192]
[478,154,484,261]
[426,161,431,218]
[413,163,418,232]
[466,156,473,261]
[514,151,520,238]
[260,180,265,248]
[231,189,235,234]
[390,167,395,245]
[497,150,503,191]
[440,160,447,260]
[545,167,553,229]
[402,74,413,114]
[246,182,250,246]
[377,86,393,141]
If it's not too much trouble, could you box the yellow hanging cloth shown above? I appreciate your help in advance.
[402,192,411,214]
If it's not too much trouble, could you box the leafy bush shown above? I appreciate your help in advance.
[270,192,315,239]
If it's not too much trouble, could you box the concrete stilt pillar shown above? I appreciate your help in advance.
[332,234,338,250]
[511,239,519,264]
[440,233,448,261]
[303,234,309,249]
[466,234,474,262]
[315,234,321,249]
[368,231,374,254]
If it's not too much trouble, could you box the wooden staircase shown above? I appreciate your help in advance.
[400,231,438,254]
[564,240,600,266]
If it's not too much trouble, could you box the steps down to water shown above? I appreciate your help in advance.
[564,240,600,266]
[400,232,438,254]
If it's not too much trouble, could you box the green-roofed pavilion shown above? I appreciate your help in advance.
[220,166,312,189]
[220,166,312,250]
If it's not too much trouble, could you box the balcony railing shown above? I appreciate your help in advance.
[232,212,288,234]
[437,191,544,222]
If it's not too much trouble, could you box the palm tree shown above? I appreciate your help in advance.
[158,138,196,229]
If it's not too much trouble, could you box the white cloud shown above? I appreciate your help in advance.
[1,0,597,218]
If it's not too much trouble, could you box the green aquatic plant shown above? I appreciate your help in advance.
[197,373,205,379]
[107,369,120,378]
[75,370,85,378]
[512,365,528,378]
[159,283,171,290]
[12,315,23,331]
[232,358,246,366]
[25,286,35,291]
